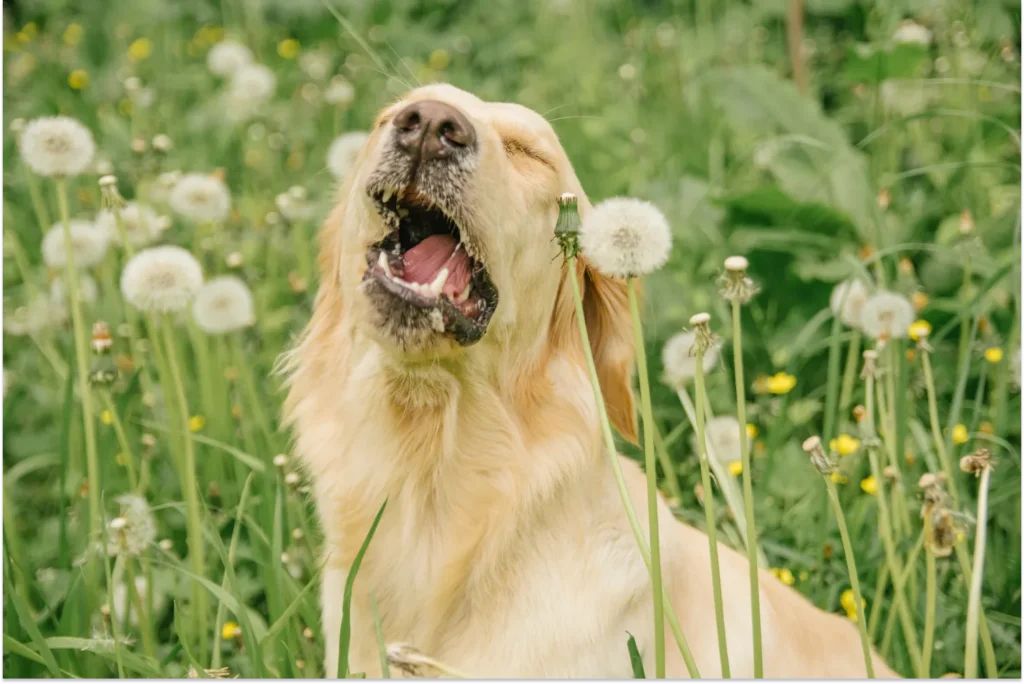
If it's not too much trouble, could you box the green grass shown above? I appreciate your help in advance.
[2,0,1021,678]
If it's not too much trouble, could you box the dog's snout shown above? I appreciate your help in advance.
[393,100,476,161]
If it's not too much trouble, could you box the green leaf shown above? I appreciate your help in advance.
[139,420,266,472]
[338,499,388,679]
[720,186,857,238]
[260,565,324,652]
[3,554,61,677]
[626,633,646,678]
[841,43,929,84]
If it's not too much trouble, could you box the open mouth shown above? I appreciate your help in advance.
[362,187,498,346]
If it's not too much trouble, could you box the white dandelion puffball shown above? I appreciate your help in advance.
[859,291,915,339]
[19,116,96,177]
[326,131,369,180]
[662,330,720,388]
[4,295,66,336]
[228,63,276,102]
[41,219,111,269]
[50,274,98,307]
[121,245,203,314]
[324,76,356,106]
[207,40,253,76]
[299,50,332,81]
[829,279,869,328]
[96,202,167,248]
[579,197,672,278]
[192,276,255,334]
[893,20,931,46]
[693,416,750,467]
[169,173,231,223]
[107,494,157,557]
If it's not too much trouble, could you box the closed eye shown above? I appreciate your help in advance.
[502,137,554,169]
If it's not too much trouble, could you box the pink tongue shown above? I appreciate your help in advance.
[402,235,472,296]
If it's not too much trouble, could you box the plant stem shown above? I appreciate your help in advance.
[627,281,665,678]
[694,346,731,677]
[56,179,103,555]
[964,467,992,679]
[920,517,936,679]
[730,299,763,677]
[837,331,862,419]
[953,541,999,677]
[123,558,155,658]
[160,316,208,662]
[567,258,700,678]
[99,390,138,491]
[920,347,960,507]
[824,478,874,678]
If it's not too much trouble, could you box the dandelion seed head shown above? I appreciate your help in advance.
[96,202,167,248]
[661,330,720,388]
[121,245,203,314]
[693,416,750,468]
[207,40,254,76]
[579,197,672,278]
[859,291,914,340]
[50,274,98,308]
[169,173,231,223]
[829,279,869,328]
[326,131,369,180]
[41,219,111,269]
[228,63,276,102]
[192,276,255,334]
[324,76,355,106]
[19,115,96,177]
[893,20,932,46]
[106,494,156,557]
[3,295,66,335]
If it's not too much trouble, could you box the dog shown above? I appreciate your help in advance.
[283,83,898,678]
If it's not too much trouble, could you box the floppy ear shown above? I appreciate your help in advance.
[580,261,638,444]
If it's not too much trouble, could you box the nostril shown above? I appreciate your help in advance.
[397,111,420,131]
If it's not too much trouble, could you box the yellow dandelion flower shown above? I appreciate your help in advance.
[17,23,38,43]
[911,291,929,311]
[746,423,758,439]
[100,410,114,425]
[978,422,994,435]
[830,471,848,485]
[952,424,969,445]
[277,38,300,59]
[771,568,795,585]
[429,48,451,70]
[829,434,860,456]
[983,347,1003,364]
[728,460,743,476]
[127,37,152,63]
[63,23,84,46]
[860,475,877,495]
[221,621,240,639]
[765,372,796,395]
[840,588,866,621]
[68,69,89,90]
[908,319,931,341]
[188,415,206,432]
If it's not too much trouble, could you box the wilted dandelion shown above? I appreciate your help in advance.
[41,219,111,269]
[106,494,156,557]
[326,131,369,180]
[207,39,253,76]
[829,279,869,328]
[661,330,720,388]
[960,448,994,476]
[192,276,255,334]
[578,197,671,278]
[169,173,231,223]
[96,202,167,248]
[121,245,204,314]
[717,256,760,304]
[859,291,914,339]
[19,115,96,177]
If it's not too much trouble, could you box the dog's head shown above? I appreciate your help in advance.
[310,84,637,439]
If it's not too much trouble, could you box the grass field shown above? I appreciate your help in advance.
[2,0,1021,678]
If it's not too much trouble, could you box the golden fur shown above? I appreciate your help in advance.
[283,84,897,678]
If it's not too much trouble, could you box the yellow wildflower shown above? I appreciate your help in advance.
[100,410,114,425]
[829,434,860,456]
[860,475,877,495]
[68,69,89,90]
[770,568,795,586]
[765,372,796,395]
[830,471,848,485]
[746,423,758,439]
[728,460,743,476]
[63,23,84,46]
[188,415,206,432]
[17,23,38,43]
[840,588,866,622]
[983,347,1003,364]
[127,37,152,62]
[908,319,931,341]
[952,424,969,445]
[221,622,240,639]
[429,48,451,70]
[277,38,300,59]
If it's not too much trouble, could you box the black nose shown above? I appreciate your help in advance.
[392,100,476,161]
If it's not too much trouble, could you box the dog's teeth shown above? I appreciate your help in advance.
[377,251,392,277]
[428,268,449,296]
[396,187,405,200]
[397,207,409,218]
[456,282,473,303]
[382,189,394,203]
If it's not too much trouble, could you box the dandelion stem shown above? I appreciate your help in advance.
[104,554,127,679]
[55,178,103,555]
[161,316,208,662]
[837,330,862,419]
[730,298,763,678]
[964,466,992,679]
[626,281,666,678]
[920,517,936,679]
[123,558,155,658]
[953,540,999,677]
[694,344,731,677]
[26,171,52,233]
[99,390,138,491]
[823,316,844,444]
[567,258,700,678]
[921,347,960,506]
[824,478,874,678]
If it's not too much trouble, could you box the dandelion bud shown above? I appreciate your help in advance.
[877,187,891,210]
[959,448,993,476]
[130,136,147,154]
[554,193,581,260]
[303,627,314,640]
[860,350,878,379]
[226,251,244,269]
[141,433,157,449]
[925,507,957,557]
[959,209,974,235]
[292,527,304,541]
[717,255,760,304]
[687,312,717,358]
[92,321,113,354]
[273,454,288,468]
[918,472,948,509]
[883,465,899,483]
[284,472,300,486]
[151,134,173,153]
[852,405,866,422]
[99,175,126,210]
[802,435,834,475]
[158,538,173,551]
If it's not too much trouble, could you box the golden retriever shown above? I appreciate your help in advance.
[283,83,897,678]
